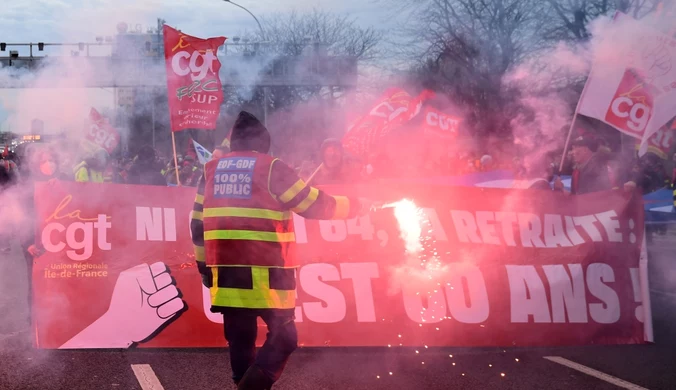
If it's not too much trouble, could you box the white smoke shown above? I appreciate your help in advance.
[502,10,670,175]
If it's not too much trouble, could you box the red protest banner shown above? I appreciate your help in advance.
[84,108,120,155]
[163,25,226,132]
[32,182,647,349]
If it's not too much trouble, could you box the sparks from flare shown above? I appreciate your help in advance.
[386,198,450,313]
[388,199,423,253]
[384,198,453,367]
[386,199,448,280]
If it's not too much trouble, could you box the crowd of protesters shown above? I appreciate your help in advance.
[289,140,511,185]
[0,142,204,189]
[289,134,674,196]
[158,145,665,194]
[0,139,510,195]
[0,131,673,194]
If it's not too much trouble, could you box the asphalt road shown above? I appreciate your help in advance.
[1,226,675,390]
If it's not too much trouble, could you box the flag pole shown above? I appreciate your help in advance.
[557,8,614,174]
[558,112,579,172]
[559,69,595,173]
[306,163,323,185]
[171,132,181,186]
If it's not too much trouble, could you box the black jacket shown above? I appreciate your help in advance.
[572,152,613,195]
[0,165,12,190]
[127,162,167,186]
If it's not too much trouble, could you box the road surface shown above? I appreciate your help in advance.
[1,226,675,390]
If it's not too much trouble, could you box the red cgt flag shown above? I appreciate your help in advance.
[342,88,435,159]
[635,118,675,159]
[163,25,226,132]
[84,108,121,155]
[420,106,461,139]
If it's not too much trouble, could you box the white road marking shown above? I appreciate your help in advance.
[131,364,165,390]
[543,356,649,390]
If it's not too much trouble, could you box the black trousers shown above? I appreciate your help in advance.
[223,310,298,384]
[21,246,33,326]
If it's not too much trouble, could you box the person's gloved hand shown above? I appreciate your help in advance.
[27,244,45,258]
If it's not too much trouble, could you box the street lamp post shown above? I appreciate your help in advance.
[222,0,265,40]
[221,0,269,126]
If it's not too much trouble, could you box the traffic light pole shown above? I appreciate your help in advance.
[152,89,156,149]
[263,87,269,127]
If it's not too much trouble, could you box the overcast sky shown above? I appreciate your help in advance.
[0,0,392,53]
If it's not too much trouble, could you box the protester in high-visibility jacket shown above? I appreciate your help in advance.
[74,149,109,183]
[191,111,369,390]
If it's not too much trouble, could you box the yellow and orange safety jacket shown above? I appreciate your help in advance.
[191,151,359,311]
[73,162,105,183]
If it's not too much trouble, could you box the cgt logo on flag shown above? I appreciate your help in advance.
[192,139,212,165]
[605,70,654,137]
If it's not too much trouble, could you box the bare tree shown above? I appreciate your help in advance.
[254,9,383,113]
[391,0,550,136]
[619,0,664,17]
[541,0,662,42]
[257,9,382,60]
[223,9,383,111]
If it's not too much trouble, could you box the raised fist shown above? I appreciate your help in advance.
[108,262,185,343]
[59,262,185,349]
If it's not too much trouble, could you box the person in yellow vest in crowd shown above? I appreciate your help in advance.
[166,156,195,186]
[191,111,374,390]
[73,149,109,183]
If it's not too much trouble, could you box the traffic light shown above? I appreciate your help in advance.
[38,42,44,51]
[0,43,5,51]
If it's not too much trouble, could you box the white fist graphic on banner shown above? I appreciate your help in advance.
[59,262,185,349]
